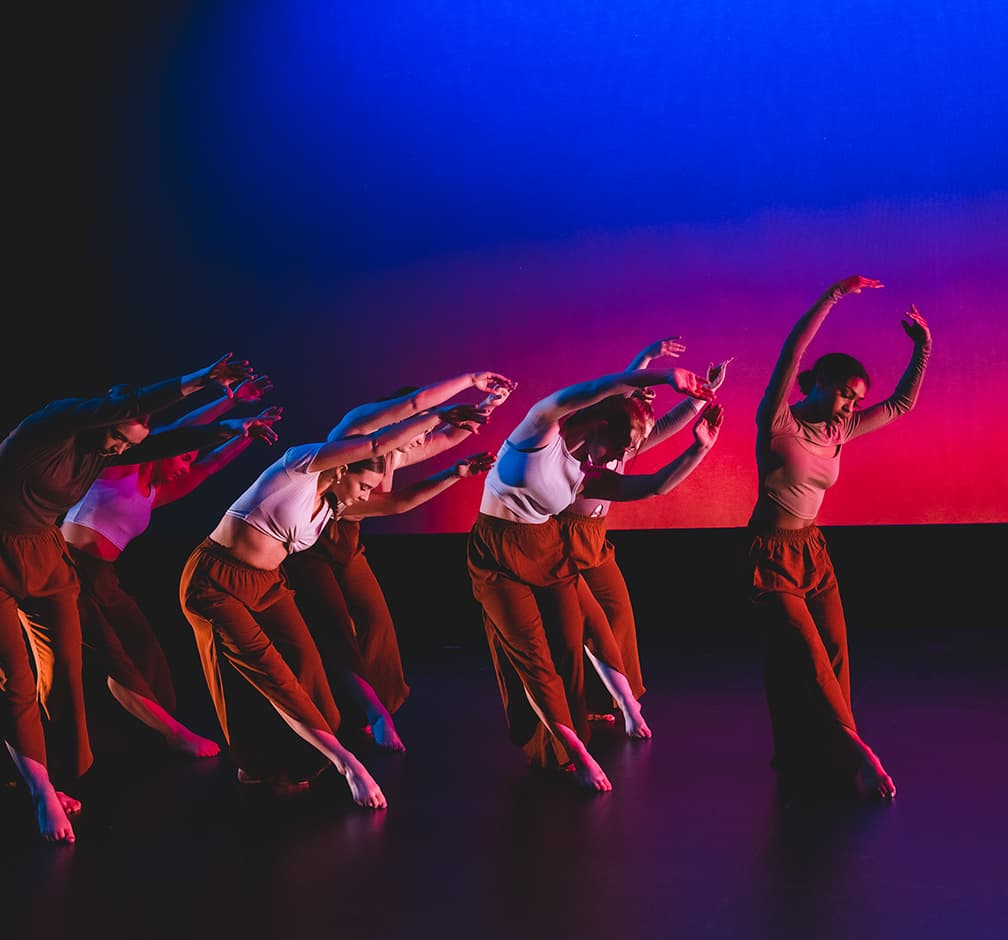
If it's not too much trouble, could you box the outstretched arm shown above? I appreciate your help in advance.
[328,371,516,438]
[510,368,714,451]
[849,304,933,440]
[393,383,515,468]
[626,336,687,370]
[312,404,488,473]
[583,404,724,501]
[156,375,274,431]
[343,452,496,519]
[641,357,733,452]
[153,407,283,506]
[756,276,882,431]
[31,353,256,437]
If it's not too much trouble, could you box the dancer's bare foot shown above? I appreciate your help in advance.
[588,712,617,726]
[35,788,76,843]
[56,791,82,815]
[618,701,652,739]
[168,728,221,758]
[339,757,387,809]
[571,754,612,792]
[855,756,896,800]
[370,716,406,752]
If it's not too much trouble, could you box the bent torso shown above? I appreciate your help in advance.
[60,520,123,562]
[208,515,291,570]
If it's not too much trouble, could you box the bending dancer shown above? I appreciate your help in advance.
[179,398,488,808]
[560,340,732,738]
[61,377,282,758]
[0,352,256,842]
[468,365,722,791]
[282,370,514,752]
[748,275,931,800]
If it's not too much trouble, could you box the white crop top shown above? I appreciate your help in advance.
[482,436,585,524]
[62,470,157,551]
[225,443,334,553]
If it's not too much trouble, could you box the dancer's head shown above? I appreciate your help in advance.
[798,353,870,423]
[330,455,387,507]
[560,394,655,466]
[85,415,152,458]
[151,450,198,485]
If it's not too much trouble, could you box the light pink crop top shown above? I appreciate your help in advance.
[225,443,334,553]
[760,411,846,520]
[757,341,930,520]
[482,435,585,524]
[62,469,157,551]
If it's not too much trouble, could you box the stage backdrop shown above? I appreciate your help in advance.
[13,1,1007,533]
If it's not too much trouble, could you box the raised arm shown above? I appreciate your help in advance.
[156,375,275,431]
[756,277,882,431]
[26,353,256,439]
[583,404,724,502]
[314,404,488,472]
[342,451,496,520]
[848,304,932,440]
[152,407,283,507]
[626,336,687,371]
[641,357,732,452]
[391,383,516,468]
[328,371,516,438]
[510,368,713,451]
[177,353,256,400]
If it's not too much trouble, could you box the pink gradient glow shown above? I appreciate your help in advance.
[331,196,1008,533]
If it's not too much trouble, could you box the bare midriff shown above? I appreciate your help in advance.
[750,495,818,531]
[61,520,122,562]
[207,515,290,571]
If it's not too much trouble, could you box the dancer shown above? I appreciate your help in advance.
[748,275,931,800]
[61,376,282,758]
[179,397,489,808]
[282,370,515,752]
[468,364,722,791]
[560,340,732,738]
[0,352,256,842]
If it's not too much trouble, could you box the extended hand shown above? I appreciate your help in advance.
[477,382,515,413]
[639,336,686,362]
[203,353,255,396]
[473,372,517,395]
[830,275,884,299]
[693,403,724,448]
[456,451,496,478]
[246,406,283,445]
[706,357,734,392]
[439,403,490,430]
[900,303,931,345]
[232,374,274,403]
[668,368,715,401]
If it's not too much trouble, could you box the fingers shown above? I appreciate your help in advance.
[464,452,496,475]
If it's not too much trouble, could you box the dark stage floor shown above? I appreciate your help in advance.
[4,617,1006,940]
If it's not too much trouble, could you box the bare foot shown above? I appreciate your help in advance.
[169,728,221,758]
[36,788,76,843]
[370,716,406,752]
[56,790,82,815]
[339,757,387,809]
[855,757,896,800]
[588,713,617,726]
[618,701,652,739]
[571,754,612,793]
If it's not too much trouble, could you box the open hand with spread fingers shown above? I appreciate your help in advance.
[900,303,931,345]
